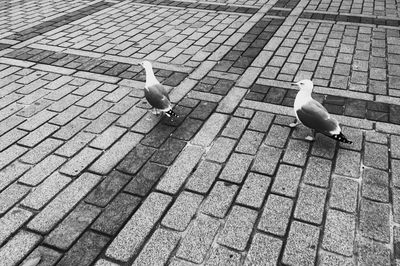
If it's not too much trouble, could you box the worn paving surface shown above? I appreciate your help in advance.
[0,0,400,265]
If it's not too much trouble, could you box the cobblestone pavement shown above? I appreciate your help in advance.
[0,0,399,265]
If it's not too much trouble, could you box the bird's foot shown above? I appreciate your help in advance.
[289,122,300,128]
[305,136,315,141]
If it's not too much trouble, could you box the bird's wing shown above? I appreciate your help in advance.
[296,99,340,134]
[153,83,170,101]
[145,84,171,110]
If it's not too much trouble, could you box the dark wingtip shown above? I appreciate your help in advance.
[165,109,178,118]
[331,132,352,144]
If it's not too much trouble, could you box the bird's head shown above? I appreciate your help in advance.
[139,61,152,70]
[291,79,313,93]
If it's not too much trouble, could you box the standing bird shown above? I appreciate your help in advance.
[139,61,178,117]
[290,79,352,144]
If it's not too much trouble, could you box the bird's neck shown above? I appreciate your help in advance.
[144,67,159,88]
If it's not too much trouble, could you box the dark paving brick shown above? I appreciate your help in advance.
[360,198,390,243]
[172,118,203,141]
[151,137,187,165]
[124,162,167,196]
[141,124,176,148]
[117,144,156,175]
[189,101,217,120]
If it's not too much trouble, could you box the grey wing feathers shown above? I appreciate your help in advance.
[145,83,171,110]
[297,100,339,134]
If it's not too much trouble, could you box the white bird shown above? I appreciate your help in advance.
[290,79,352,144]
[139,61,178,117]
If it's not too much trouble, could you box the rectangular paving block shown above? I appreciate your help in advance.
[84,112,119,134]
[282,221,320,266]
[0,161,30,191]
[248,111,274,132]
[236,172,271,209]
[44,202,101,250]
[334,149,361,178]
[117,144,156,175]
[359,198,390,243]
[235,130,264,155]
[57,231,109,266]
[217,205,257,251]
[206,245,241,266]
[105,192,172,262]
[52,117,91,140]
[59,147,102,176]
[294,184,327,225]
[80,100,113,120]
[0,183,30,215]
[19,154,67,186]
[0,230,41,266]
[322,209,356,256]
[392,135,400,159]
[271,164,302,197]
[185,160,221,194]
[89,132,144,175]
[176,214,220,264]
[0,144,28,170]
[206,137,236,163]
[27,172,102,233]
[244,233,283,266]
[219,153,253,183]
[157,145,204,194]
[21,172,71,210]
[358,240,391,266]
[19,245,61,266]
[303,156,332,188]
[264,124,291,147]
[362,168,389,202]
[191,113,229,147]
[200,181,238,218]
[18,123,59,147]
[221,116,248,139]
[258,193,293,237]
[123,162,166,196]
[364,142,388,170]
[330,175,359,213]
[49,105,85,126]
[282,139,310,166]
[0,128,27,151]
[251,145,283,176]
[0,207,32,246]
[162,191,203,231]
[132,228,180,266]
[91,193,141,236]
[217,87,247,114]
[115,106,147,128]
[20,138,63,164]
[55,131,96,157]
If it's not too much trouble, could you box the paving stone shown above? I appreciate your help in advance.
[363,142,388,170]
[20,138,63,164]
[18,123,59,147]
[53,117,91,140]
[271,164,302,197]
[0,230,41,266]
[365,131,388,144]
[392,135,400,159]
[80,100,114,120]
[176,214,219,264]
[251,145,282,176]
[44,202,101,250]
[106,192,172,262]
[172,117,202,141]
[189,101,217,120]
[264,124,290,148]
[217,205,257,251]
[92,193,141,235]
[358,240,391,266]
[359,198,390,243]
[0,207,32,246]
[235,130,264,155]
[162,191,203,231]
[21,172,71,210]
[303,156,332,188]
[191,113,228,147]
[322,209,355,256]
[236,172,271,209]
[244,233,282,266]
[55,131,95,157]
[85,170,131,207]
[205,245,241,266]
[217,87,246,114]
[59,147,102,176]
[258,194,293,236]
[206,137,236,163]
[393,159,400,188]
[362,168,389,202]
[311,133,337,158]
[115,142,155,174]
[89,125,127,150]
[330,175,358,213]
[282,221,320,266]
[294,184,327,225]
[20,246,61,266]
[200,181,238,218]
[85,112,119,133]
[20,154,66,186]
[57,231,109,266]
[0,161,30,191]
[186,161,221,194]
[27,173,102,233]
[248,111,274,132]
[219,153,253,184]
[394,226,400,261]
[157,145,204,194]
[90,132,144,175]
[221,117,248,139]
[50,105,84,126]
[140,123,175,148]
[393,188,400,223]
[0,183,30,214]
[282,139,310,166]
[334,149,361,178]
[319,250,355,266]
[132,228,180,266]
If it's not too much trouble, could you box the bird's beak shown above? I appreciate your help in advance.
[291,82,298,86]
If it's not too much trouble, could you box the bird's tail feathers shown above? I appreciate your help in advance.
[330,132,352,144]
[165,109,178,118]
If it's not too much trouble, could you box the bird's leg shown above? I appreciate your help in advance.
[151,108,158,115]
[289,119,300,128]
[305,129,315,141]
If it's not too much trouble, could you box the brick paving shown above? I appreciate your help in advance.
[0,0,400,265]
